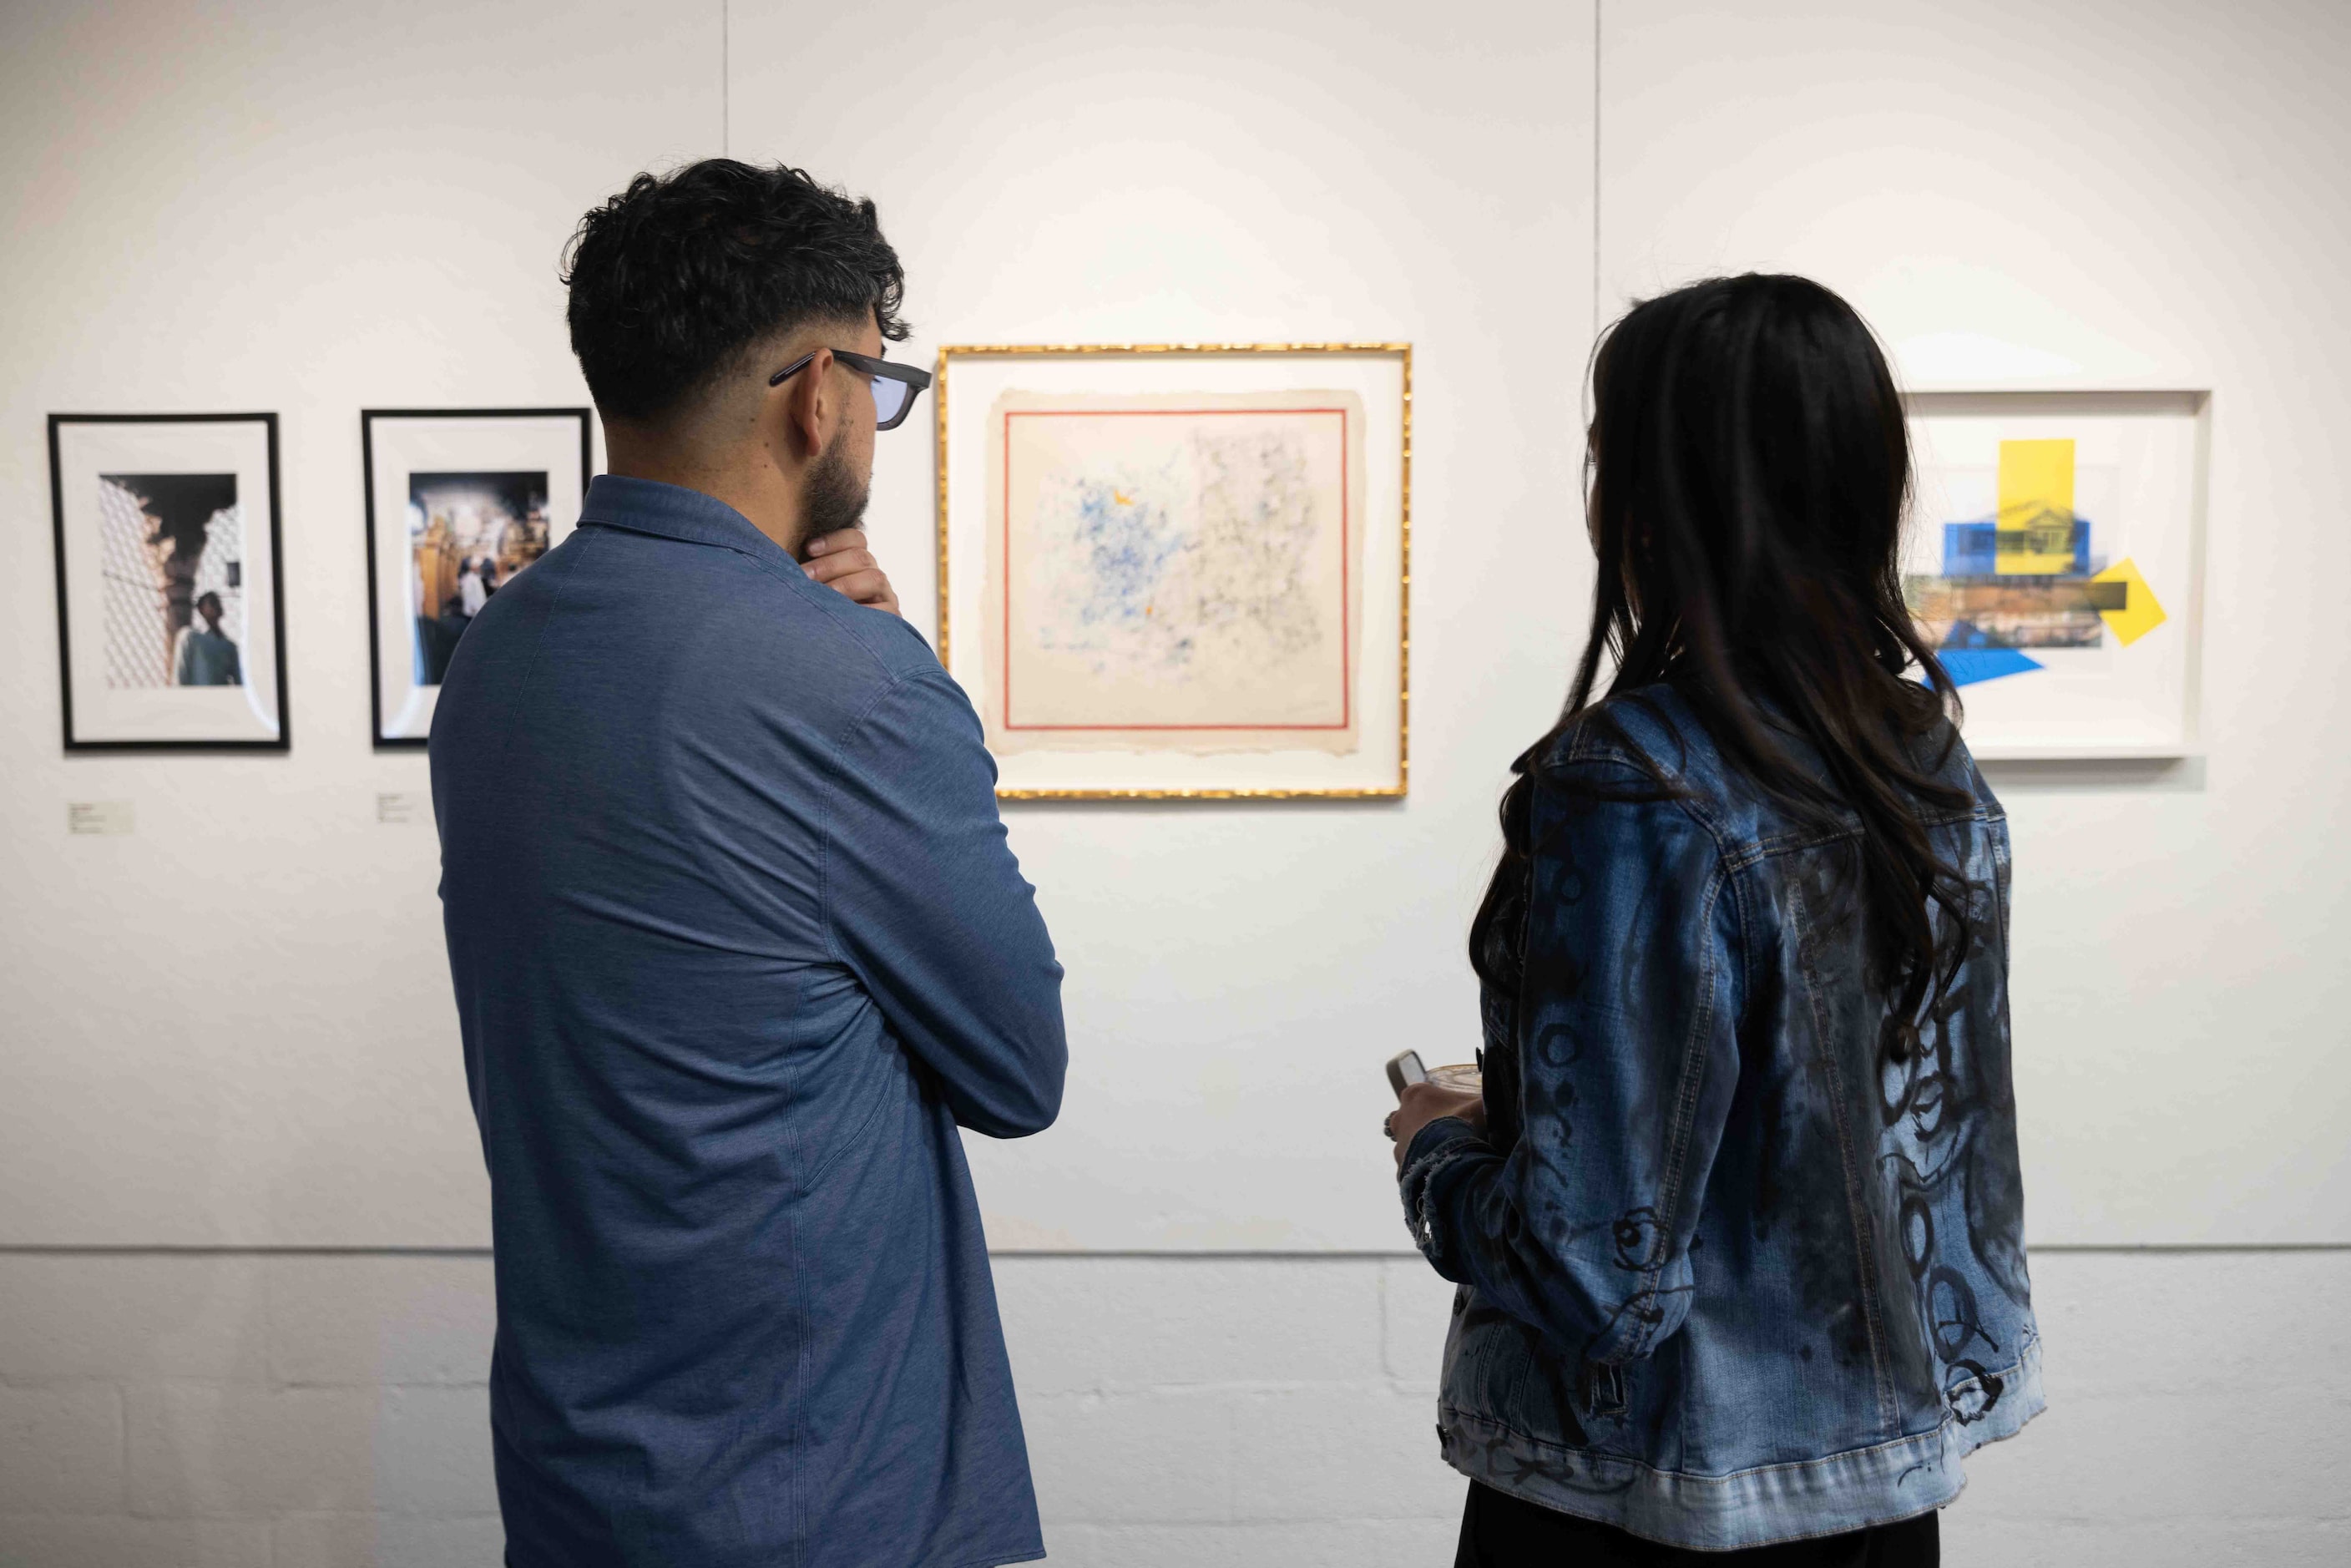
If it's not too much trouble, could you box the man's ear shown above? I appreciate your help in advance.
[773,347,833,462]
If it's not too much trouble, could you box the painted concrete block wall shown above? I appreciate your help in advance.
[3,1250,2346,1566]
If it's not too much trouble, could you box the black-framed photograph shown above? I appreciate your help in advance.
[361,407,593,746]
[48,412,290,751]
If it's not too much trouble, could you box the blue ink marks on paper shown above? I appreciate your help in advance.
[1065,478,1190,638]
[1032,429,1325,683]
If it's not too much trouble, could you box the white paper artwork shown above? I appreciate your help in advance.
[1901,390,2207,758]
[982,389,1367,755]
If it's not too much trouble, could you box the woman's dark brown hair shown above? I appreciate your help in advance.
[1471,274,1971,1059]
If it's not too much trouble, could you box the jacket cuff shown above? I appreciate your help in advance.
[1397,1116,1490,1274]
[1402,1115,1481,1171]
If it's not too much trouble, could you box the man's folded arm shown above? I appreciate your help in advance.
[823,665,1068,1137]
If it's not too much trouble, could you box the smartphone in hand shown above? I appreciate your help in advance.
[1385,1050,1428,1100]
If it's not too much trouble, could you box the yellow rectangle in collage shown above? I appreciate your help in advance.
[2091,557,2169,645]
[1995,438,2078,574]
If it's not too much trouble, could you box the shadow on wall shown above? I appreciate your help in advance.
[1978,756,2204,795]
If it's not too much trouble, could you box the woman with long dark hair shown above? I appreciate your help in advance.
[1389,275,2041,1564]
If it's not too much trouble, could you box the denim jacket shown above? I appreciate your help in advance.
[1401,685,2041,1550]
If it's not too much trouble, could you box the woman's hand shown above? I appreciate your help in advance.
[802,529,899,616]
[1389,1081,1487,1168]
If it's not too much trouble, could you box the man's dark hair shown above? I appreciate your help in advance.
[561,159,909,422]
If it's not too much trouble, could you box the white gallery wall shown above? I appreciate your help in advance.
[0,0,718,1246]
[0,0,1600,1251]
[725,0,1598,1249]
[5,0,2343,1252]
[1599,0,2351,1244]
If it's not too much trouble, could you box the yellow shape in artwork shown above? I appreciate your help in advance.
[1995,438,2078,574]
[2091,556,2167,646]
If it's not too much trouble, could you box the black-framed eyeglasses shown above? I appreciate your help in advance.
[768,349,933,431]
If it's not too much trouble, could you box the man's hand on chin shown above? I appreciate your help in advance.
[802,529,900,617]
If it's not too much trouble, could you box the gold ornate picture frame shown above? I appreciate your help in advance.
[935,343,1411,801]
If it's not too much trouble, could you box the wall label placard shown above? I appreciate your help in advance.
[376,791,427,825]
[67,800,135,836]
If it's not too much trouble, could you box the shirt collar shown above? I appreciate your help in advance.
[577,474,795,569]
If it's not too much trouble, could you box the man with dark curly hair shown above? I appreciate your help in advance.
[430,159,1066,1568]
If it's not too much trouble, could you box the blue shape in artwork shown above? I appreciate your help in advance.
[1942,521,1998,576]
[1939,647,2045,686]
[1941,517,2093,576]
[1941,617,1992,650]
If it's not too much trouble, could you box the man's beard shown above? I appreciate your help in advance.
[802,428,870,544]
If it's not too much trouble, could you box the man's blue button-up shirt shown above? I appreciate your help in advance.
[432,475,1066,1568]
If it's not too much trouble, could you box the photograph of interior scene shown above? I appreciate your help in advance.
[3,3,2343,1566]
